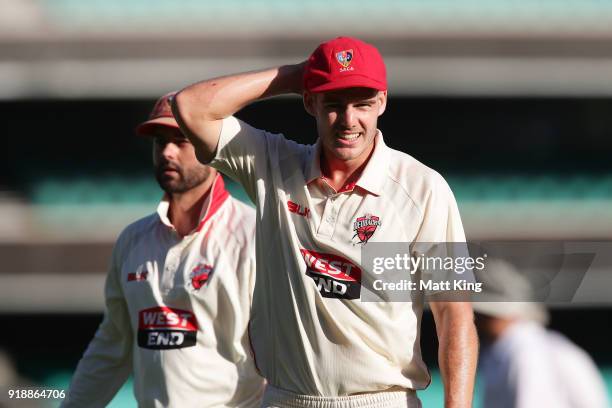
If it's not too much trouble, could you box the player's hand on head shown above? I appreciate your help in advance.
[279,61,308,95]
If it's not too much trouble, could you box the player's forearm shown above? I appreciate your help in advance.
[178,65,303,120]
[431,301,478,408]
[172,63,304,161]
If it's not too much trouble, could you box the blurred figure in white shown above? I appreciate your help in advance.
[473,258,609,408]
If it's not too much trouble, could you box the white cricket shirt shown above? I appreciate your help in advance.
[210,116,466,396]
[63,175,264,408]
[480,321,610,408]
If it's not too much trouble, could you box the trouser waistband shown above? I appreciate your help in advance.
[261,385,421,408]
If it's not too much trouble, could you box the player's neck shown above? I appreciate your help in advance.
[168,178,214,237]
[321,145,374,192]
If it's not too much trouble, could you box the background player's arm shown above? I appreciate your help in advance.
[172,63,305,163]
[430,300,478,408]
[61,244,133,408]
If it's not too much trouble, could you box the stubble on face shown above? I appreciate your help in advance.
[151,128,214,194]
[310,88,386,164]
[154,159,212,194]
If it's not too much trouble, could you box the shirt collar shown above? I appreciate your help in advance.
[156,173,230,233]
[305,140,323,184]
[306,130,390,196]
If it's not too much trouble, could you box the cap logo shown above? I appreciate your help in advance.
[335,49,354,71]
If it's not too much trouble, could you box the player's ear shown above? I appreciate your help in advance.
[303,92,316,117]
[377,90,387,116]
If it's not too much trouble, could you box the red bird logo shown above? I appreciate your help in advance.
[190,263,214,290]
[352,214,381,244]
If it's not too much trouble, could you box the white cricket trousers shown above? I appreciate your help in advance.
[261,385,422,408]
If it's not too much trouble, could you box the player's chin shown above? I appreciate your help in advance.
[156,176,185,193]
[331,145,363,161]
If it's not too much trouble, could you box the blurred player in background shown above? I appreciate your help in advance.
[62,93,264,407]
[172,36,477,408]
[473,258,609,408]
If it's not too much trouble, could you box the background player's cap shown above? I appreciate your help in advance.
[135,91,179,136]
[303,36,387,93]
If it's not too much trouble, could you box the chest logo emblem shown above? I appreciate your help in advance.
[190,263,214,290]
[353,213,381,244]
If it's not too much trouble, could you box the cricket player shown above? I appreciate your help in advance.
[62,93,264,408]
[173,37,478,407]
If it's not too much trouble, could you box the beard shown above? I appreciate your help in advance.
[154,161,212,194]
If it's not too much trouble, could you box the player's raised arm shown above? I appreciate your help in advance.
[171,63,305,163]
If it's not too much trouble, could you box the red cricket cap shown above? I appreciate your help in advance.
[303,36,387,93]
[135,91,179,136]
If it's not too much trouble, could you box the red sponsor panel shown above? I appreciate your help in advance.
[138,307,198,331]
[299,249,362,282]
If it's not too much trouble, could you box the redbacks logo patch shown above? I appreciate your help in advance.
[300,249,362,299]
[336,49,353,69]
[190,263,214,290]
[353,213,381,244]
[138,307,198,349]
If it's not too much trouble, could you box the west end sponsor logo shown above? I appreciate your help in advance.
[137,306,198,349]
[300,249,362,299]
